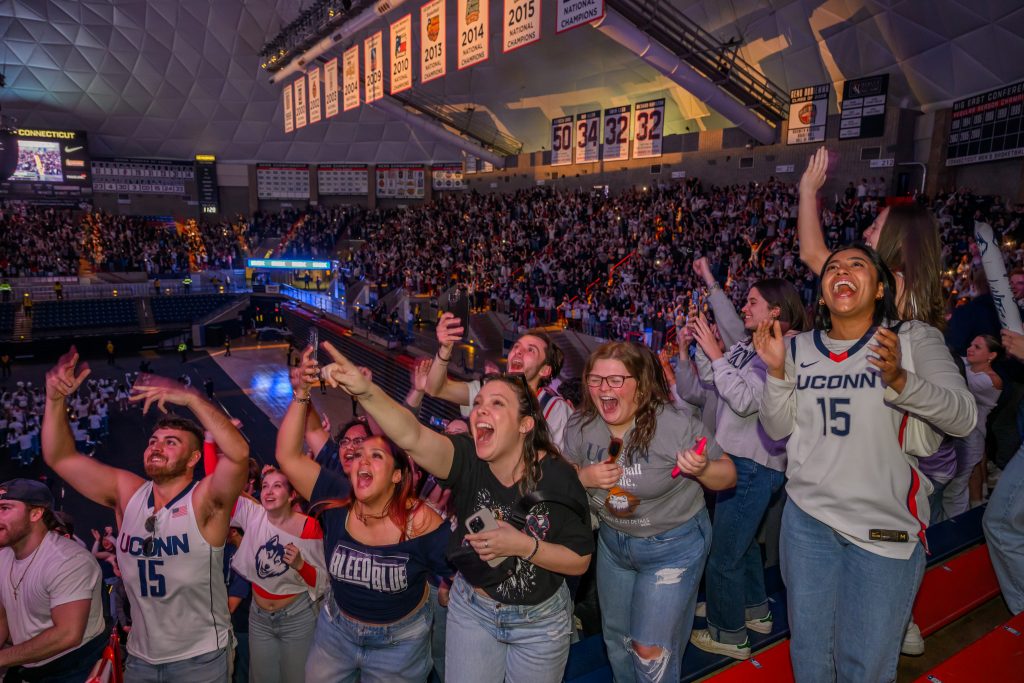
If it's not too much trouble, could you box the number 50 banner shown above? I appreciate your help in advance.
[551,116,573,166]
[633,98,664,159]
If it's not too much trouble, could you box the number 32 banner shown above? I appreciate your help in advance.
[602,105,630,161]
[575,110,600,163]
[633,99,664,159]
[551,116,573,166]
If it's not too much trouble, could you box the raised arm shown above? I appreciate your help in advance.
[275,348,326,501]
[321,341,456,479]
[798,147,831,274]
[694,257,744,348]
[42,348,143,513]
[287,358,330,456]
[753,320,796,440]
[405,357,432,413]
[424,313,471,405]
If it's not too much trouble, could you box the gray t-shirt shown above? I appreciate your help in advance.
[563,405,723,538]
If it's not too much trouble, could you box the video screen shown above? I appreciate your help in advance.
[12,140,64,182]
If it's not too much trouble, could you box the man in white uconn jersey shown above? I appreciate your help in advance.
[41,347,249,683]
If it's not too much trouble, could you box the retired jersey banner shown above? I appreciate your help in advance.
[294,78,308,129]
[283,84,294,133]
[342,46,360,112]
[457,0,489,70]
[551,116,574,166]
[390,15,413,94]
[324,58,339,118]
[308,67,322,124]
[632,99,664,159]
[575,110,600,163]
[787,83,830,145]
[364,32,384,103]
[503,0,540,52]
[556,0,604,33]
[602,105,630,161]
[421,0,446,83]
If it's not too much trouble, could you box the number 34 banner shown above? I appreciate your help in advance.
[575,110,600,163]
[633,98,664,159]
[551,116,573,166]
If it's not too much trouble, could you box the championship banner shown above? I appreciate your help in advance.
[556,0,604,33]
[376,164,425,198]
[421,0,446,83]
[364,31,384,103]
[390,14,413,94]
[308,67,322,124]
[575,110,600,163]
[503,0,540,52]
[551,116,574,166]
[324,58,339,118]
[342,46,360,112]
[839,74,887,140]
[602,105,630,161]
[432,163,465,190]
[787,83,830,145]
[457,0,489,70]
[632,99,664,159]
[283,84,294,133]
[294,77,307,129]
[947,79,1024,167]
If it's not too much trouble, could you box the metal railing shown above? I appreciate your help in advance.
[390,91,523,158]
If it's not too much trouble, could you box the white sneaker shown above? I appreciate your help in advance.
[694,602,773,634]
[901,620,925,656]
[689,629,751,661]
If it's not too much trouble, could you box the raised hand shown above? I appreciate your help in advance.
[411,357,432,393]
[753,319,786,378]
[693,257,716,288]
[45,347,91,402]
[290,346,320,396]
[800,146,829,194]
[129,374,198,414]
[435,312,463,349]
[868,327,907,393]
[691,314,723,361]
[1001,329,1024,361]
[320,342,373,397]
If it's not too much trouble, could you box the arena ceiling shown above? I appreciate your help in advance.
[1,0,1023,164]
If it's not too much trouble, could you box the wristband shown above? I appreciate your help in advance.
[523,537,540,562]
[436,352,451,363]
[293,395,311,404]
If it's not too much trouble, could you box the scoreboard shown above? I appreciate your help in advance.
[0,128,92,203]
[947,80,1024,166]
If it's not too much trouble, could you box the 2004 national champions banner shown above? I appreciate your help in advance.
[364,32,384,102]
[575,110,600,163]
[324,58,339,118]
[390,14,413,94]
[457,0,489,69]
[421,0,446,83]
[602,105,630,161]
[308,67,322,124]
[342,46,360,111]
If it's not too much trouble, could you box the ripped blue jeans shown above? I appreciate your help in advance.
[596,510,712,683]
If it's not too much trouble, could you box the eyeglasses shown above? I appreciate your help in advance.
[585,374,635,389]
[143,513,157,557]
[339,436,367,448]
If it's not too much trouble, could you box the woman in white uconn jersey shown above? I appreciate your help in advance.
[41,347,250,683]
[754,245,976,682]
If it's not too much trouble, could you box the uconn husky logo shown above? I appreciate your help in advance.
[255,535,289,579]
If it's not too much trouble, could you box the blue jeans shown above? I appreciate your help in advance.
[125,646,230,683]
[428,582,448,683]
[706,457,785,644]
[305,593,432,683]
[781,502,925,683]
[445,574,573,683]
[984,445,1024,615]
[249,592,319,683]
[596,510,712,683]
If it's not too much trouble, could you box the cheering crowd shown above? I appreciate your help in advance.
[0,147,1022,683]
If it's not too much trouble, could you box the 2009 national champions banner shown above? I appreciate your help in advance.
[421,0,446,83]
[364,31,384,103]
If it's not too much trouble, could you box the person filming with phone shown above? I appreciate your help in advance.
[316,340,593,683]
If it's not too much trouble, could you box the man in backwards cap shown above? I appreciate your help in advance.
[0,478,107,682]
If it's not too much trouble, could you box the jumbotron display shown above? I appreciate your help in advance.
[0,128,92,203]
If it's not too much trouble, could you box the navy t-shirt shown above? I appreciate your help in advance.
[311,468,451,623]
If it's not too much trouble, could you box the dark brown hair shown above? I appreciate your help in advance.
[522,329,564,386]
[153,416,204,452]
[751,278,808,333]
[874,204,945,330]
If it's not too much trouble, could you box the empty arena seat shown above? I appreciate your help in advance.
[32,298,138,331]
[150,294,238,324]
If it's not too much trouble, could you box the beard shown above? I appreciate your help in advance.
[0,516,31,549]
[145,456,191,484]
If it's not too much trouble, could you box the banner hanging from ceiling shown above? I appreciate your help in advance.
[556,0,604,33]
[575,110,600,163]
[787,83,830,145]
[324,58,339,118]
[294,77,307,129]
[457,0,489,69]
[503,0,540,52]
[421,0,447,83]
[283,84,294,133]
[308,66,322,124]
[390,14,413,94]
[632,98,664,159]
[839,74,888,140]
[343,46,360,112]
[364,31,384,103]
[947,79,1024,166]
[551,116,573,166]
[602,105,630,161]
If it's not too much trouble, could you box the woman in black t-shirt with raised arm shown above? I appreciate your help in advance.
[320,341,594,683]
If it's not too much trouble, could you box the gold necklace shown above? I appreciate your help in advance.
[355,502,390,525]
[9,540,44,601]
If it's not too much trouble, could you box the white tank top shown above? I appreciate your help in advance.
[116,481,231,664]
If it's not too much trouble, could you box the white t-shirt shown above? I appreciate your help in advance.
[0,532,105,666]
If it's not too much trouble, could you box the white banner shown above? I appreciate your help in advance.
[376,165,426,198]
[602,105,630,161]
[283,83,294,133]
[503,0,540,52]
[556,0,604,33]
[575,110,600,163]
[551,116,573,166]
[318,164,369,195]
[632,99,664,159]
[294,77,307,129]
[324,58,339,118]
[787,83,830,145]
[342,46,360,112]
[432,163,465,190]
[421,0,446,83]
[390,14,413,94]
[364,32,384,103]
[308,67,322,124]
[457,0,489,70]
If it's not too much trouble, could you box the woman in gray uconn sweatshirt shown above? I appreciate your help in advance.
[679,266,808,661]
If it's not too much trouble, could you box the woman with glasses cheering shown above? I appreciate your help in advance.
[317,341,593,683]
[563,341,735,683]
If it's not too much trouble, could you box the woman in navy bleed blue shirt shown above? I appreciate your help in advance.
[276,347,450,683]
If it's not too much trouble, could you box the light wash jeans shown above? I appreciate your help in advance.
[781,501,925,683]
[125,646,230,683]
[304,593,432,683]
[445,574,574,683]
[428,582,448,683]
[249,591,319,683]
[984,445,1024,615]
[596,509,712,683]
[706,457,785,644]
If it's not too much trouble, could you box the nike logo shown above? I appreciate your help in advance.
[799,360,820,368]
[64,146,83,153]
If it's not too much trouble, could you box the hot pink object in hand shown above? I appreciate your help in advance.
[671,437,707,478]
